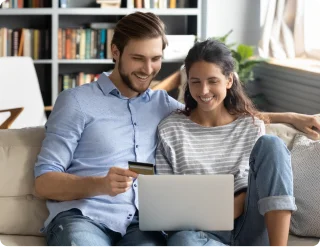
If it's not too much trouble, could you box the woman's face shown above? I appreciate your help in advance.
[188,61,233,113]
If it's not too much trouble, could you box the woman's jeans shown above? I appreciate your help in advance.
[167,135,297,246]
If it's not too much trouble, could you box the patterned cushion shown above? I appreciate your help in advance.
[290,134,320,237]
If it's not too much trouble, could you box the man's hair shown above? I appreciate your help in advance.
[111,11,168,62]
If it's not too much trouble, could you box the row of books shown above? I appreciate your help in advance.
[0,0,51,8]
[127,0,189,8]
[0,28,50,59]
[58,0,190,8]
[58,26,114,60]
[59,72,100,92]
[59,72,163,92]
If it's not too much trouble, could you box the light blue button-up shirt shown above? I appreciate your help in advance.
[34,72,183,236]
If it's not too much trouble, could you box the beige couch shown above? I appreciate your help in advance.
[0,125,319,246]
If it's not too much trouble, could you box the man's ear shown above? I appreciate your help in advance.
[111,44,120,61]
[226,73,233,89]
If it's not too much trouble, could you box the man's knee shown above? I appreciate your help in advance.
[46,216,115,246]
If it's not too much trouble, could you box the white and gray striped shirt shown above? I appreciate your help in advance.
[155,112,265,193]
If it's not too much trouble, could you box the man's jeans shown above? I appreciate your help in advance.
[167,135,297,246]
[46,209,165,246]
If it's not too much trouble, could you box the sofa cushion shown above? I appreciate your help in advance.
[0,127,48,236]
[290,134,320,237]
[265,123,300,149]
[0,234,46,246]
[287,234,319,246]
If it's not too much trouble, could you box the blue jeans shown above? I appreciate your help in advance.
[46,209,166,246]
[167,135,297,246]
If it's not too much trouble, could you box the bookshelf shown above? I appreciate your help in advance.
[0,0,202,107]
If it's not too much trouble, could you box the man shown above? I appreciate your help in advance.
[34,11,320,246]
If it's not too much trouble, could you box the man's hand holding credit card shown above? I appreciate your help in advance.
[128,161,155,175]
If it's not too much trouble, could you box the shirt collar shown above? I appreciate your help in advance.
[97,72,151,102]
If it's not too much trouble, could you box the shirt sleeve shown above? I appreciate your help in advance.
[34,89,86,178]
[155,129,174,175]
[234,119,266,193]
[167,94,184,113]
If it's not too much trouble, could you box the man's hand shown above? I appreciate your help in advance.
[289,113,320,140]
[262,112,320,140]
[102,167,138,197]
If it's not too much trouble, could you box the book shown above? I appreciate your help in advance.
[60,0,67,8]
[96,0,121,8]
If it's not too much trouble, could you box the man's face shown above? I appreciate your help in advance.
[115,38,163,95]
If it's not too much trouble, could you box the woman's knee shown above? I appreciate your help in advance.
[255,135,287,152]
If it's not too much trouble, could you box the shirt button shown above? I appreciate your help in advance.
[134,122,137,126]
[136,145,138,148]
[134,184,137,187]
[127,217,130,219]
[129,214,132,216]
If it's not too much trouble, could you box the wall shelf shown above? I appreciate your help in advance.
[0,0,202,106]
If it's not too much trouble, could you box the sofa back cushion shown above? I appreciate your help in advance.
[0,127,48,236]
[265,123,300,150]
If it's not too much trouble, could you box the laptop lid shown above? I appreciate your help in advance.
[138,174,234,231]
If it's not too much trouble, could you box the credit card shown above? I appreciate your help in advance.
[128,161,155,175]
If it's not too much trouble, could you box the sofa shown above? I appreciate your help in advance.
[0,124,319,246]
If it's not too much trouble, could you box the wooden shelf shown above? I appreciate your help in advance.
[0,8,52,15]
[33,59,52,64]
[0,0,202,105]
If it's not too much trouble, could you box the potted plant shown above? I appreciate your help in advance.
[215,30,268,110]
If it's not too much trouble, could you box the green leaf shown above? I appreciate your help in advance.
[237,44,254,60]
[238,67,254,84]
[232,50,242,63]
[239,61,261,71]
[234,59,240,73]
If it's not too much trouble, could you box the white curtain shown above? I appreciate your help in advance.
[259,0,320,60]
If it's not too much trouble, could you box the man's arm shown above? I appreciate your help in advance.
[35,167,137,201]
[151,70,181,92]
[260,112,320,139]
[34,90,137,201]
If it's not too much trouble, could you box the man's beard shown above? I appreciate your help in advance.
[118,59,157,94]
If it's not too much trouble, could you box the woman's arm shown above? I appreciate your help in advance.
[234,192,246,219]
[151,70,181,92]
[155,131,175,175]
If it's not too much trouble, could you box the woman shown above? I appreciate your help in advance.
[155,39,296,246]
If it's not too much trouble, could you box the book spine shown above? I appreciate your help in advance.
[85,29,91,59]
[99,29,106,59]
[75,29,81,59]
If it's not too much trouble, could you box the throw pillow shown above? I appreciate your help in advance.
[290,134,320,237]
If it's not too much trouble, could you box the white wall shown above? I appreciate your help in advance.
[202,0,261,47]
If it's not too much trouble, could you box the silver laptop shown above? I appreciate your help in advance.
[138,174,234,231]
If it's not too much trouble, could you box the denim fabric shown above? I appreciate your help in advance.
[234,135,296,246]
[46,208,166,246]
[167,135,297,246]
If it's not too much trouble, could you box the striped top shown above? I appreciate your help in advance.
[156,112,265,193]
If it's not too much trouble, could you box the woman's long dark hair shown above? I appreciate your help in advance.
[183,39,264,122]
